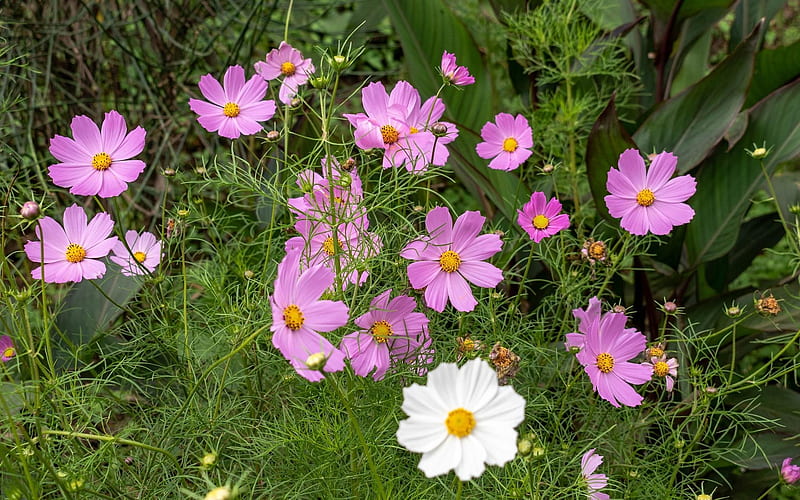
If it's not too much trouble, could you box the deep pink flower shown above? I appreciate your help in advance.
[343,81,437,173]
[440,51,475,86]
[517,192,570,242]
[565,296,639,352]
[605,149,696,235]
[189,65,276,139]
[581,449,610,500]
[643,355,679,392]
[340,290,430,381]
[254,41,315,105]
[48,111,146,198]
[110,230,162,276]
[400,207,503,312]
[574,308,653,407]
[475,113,533,171]
[782,457,800,484]
[270,248,349,381]
[24,204,118,283]
[1,335,15,362]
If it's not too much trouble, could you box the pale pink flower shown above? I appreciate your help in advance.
[340,290,430,381]
[110,230,162,276]
[189,65,276,139]
[782,457,800,484]
[288,157,365,225]
[605,149,696,235]
[440,50,475,86]
[254,41,315,105]
[48,111,146,198]
[581,449,610,500]
[400,207,503,312]
[270,249,349,381]
[517,192,570,242]
[24,204,118,283]
[643,355,679,392]
[475,113,533,171]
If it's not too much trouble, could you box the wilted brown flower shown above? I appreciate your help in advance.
[581,239,607,264]
[489,342,520,384]
[755,293,781,316]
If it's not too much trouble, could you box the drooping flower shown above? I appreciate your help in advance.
[269,248,349,381]
[188,65,276,139]
[48,110,146,198]
[406,95,459,167]
[400,207,503,312]
[24,204,118,283]
[517,192,570,242]
[288,157,365,224]
[782,457,800,484]
[475,113,533,171]
[1,335,15,362]
[396,358,526,481]
[343,81,437,173]
[581,449,610,500]
[573,306,653,407]
[340,290,430,381]
[643,355,679,392]
[110,230,162,276]
[604,149,697,235]
[254,41,315,105]
[440,50,475,86]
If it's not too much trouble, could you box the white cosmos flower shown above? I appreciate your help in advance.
[396,358,526,481]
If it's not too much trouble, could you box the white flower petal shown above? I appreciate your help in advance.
[397,417,448,453]
[417,435,461,478]
[472,425,518,466]
[458,358,499,411]
[401,384,449,419]
[473,386,526,427]
[454,435,488,481]
[427,362,461,408]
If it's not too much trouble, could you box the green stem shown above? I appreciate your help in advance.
[760,160,800,255]
[283,0,294,43]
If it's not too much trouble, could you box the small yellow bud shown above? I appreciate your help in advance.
[205,486,232,500]
[305,352,327,371]
[201,452,217,467]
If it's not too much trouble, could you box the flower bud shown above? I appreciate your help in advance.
[195,166,206,175]
[542,163,554,174]
[696,495,712,500]
[663,301,678,313]
[205,486,232,500]
[309,75,329,89]
[20,201,39,220]
[338,173,352,188]
[330,54,349,71]
[342,157,356,171]
[517,438,532,456]
[163,168,176,177]
[305,352,327,371]
[290,97,301,107]
[431,122,448,137]
[201,452,217,468]
[243,270,254,279]
[266,130,280,141]
[750,147,768,159]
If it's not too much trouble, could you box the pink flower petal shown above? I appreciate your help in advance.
[70,115,102,153]
[445,272,477,312]
[222,65,246,101]
[617,149,647,190]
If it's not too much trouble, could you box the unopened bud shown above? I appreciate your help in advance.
[309,75,329,89]
[266,130,280,141]
[195,166,206,175]
[20,201,39,220]
[305,352,327,371]
[663,301,678,313]
[243,270,254,279]
[163,168,176,177]
[177,209,190,217]
[290,97,301,107]
[201,452,217,467]
[330,54,348,71]
[124,456,134,465]
[612,305,626,314]
[751,147,768,159]
[517,439,532,456]
[338,173,352,188]
[542,164,554,174]
[205,486,231,500]
[696,495,712,500]
[431,123,448,137]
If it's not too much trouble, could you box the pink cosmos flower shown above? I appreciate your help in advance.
[48,111,146,198]
[110,230,162,276]
[406,95,459,167]
[340,290,430,381]
[643,355,679,392]
[605,149,697,235]
[440,50,475,86]
[573,308,653,407]
[475,113,533,171]
[343,81,437,173]
[400,207,503,312]
[189,65,276,140]
[1,335,15,362]
[581,449,610,500]
[517,192,570,242]
[565,296,639,352]
[782,457,800,484]
[288,157,365,225]
[254,41,315,105]
[270,248,349,382]
[24,204,118,284]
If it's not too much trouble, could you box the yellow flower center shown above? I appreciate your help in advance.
[370,320,393,343]
[502,137,518,152]
[588,241,606,260]
[222,102,240,118]
[445,408,476,438]
[380,125,400,145]
[533,214,549,230]
[596,352,615,373]
[280,61,296,76]
[636,188,655,207]
[439,250,461,273]
[133,251,147,263]
[654,361,669,377]
[92,152,112,171]
[283,304,304,331]
[322,237,344,256]
[648,346,664,358]
[462,339,475,351]
[65,243,87,263]
[409,126,419,134]
[3,347,15,359]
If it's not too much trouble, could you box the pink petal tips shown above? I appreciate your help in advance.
[189,65,276,139]
[400,206,503,312]
[23,204,119,283]
[604,149,697,236]
[48,110,146,198]
[476,113,533,171]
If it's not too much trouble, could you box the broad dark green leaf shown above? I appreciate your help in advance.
[686,78,800,265]
[633,21,762,173]
[382,0,526,220]
[746,39,800,108]
[770,171,800,223]
[586,95,638,221]
[730,0,786,48]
